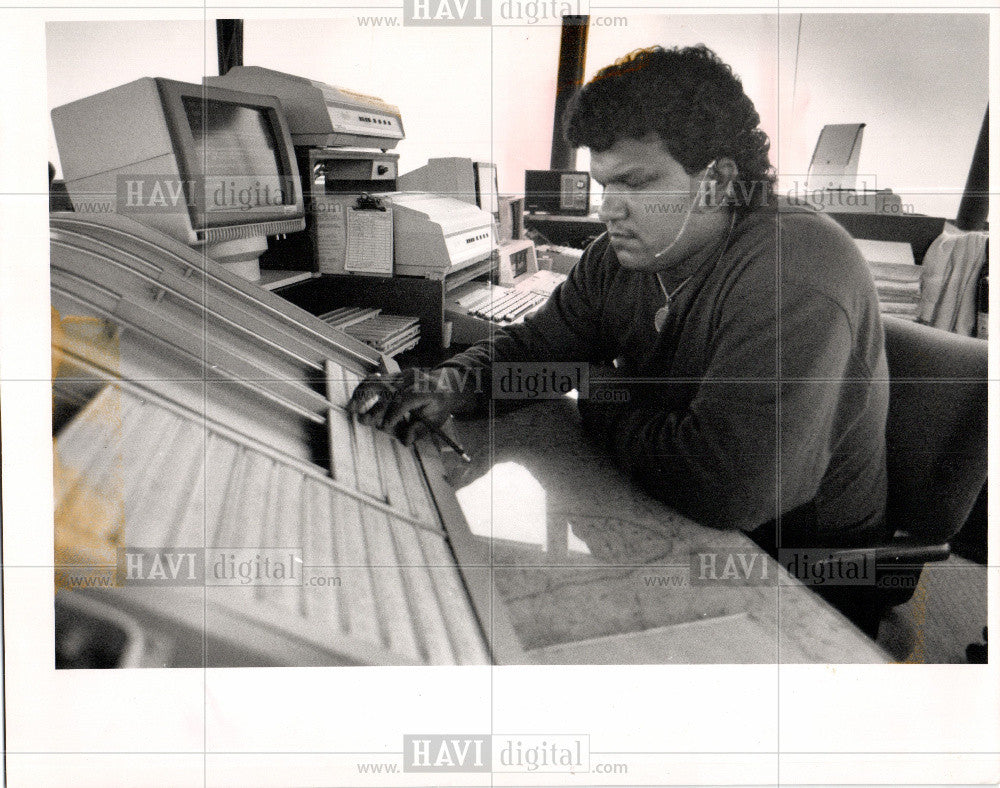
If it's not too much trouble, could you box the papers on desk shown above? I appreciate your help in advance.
[856,238,915,267]
[320,306,420,356]
[856,239,921,321]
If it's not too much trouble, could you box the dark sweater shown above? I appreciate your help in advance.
[441,205,889,542]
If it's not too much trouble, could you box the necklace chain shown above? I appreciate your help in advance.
[656,273,693,303]
[653,212,736,333]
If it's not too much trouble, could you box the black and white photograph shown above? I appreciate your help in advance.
[1,6,996,787]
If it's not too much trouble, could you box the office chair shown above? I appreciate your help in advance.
[810,316,988,622]
[878,315,988,602]
[883,318,987,538]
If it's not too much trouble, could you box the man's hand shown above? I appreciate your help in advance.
[347,367,478,446]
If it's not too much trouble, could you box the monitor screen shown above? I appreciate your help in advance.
[524,170,590,215]
[182,96,293,221]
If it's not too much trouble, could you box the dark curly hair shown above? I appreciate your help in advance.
[564,45,775,208]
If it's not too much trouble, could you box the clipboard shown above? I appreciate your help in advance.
[344,193,393,277]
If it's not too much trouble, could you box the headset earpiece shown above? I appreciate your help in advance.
[652,158,726,260]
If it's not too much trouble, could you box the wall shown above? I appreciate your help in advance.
[585,13,988,218]
[48,14,988,219]
[780,13,988,219]
[242,20,563,195]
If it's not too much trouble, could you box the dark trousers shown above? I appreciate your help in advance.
[747,501,889,639]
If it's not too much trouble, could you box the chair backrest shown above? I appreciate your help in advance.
[882,316,988,541]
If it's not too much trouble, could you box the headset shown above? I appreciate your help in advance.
[653,158,728,260]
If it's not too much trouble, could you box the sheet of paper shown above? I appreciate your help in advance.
[854,238,916,266]
[344,207,393,276]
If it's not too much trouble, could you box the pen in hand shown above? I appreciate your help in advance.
[414,416,472,463]
[355,384,472,463]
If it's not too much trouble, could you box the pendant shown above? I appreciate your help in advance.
[654,304,670,333]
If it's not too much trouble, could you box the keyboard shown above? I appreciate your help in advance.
[445,269,567,344]
[459,286,546,322]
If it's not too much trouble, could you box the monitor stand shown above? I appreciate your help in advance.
[206,236,268,281]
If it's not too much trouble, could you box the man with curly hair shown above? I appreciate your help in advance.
[351,45,889,554]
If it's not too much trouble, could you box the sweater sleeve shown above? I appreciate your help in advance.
[578,276,859,532]
[437,238,610,413]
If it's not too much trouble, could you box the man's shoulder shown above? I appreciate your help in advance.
[782,213,873,302]
[740,202,872,289]
[736,199,861,256]
[776,204,863,258]
[723,202,880,331]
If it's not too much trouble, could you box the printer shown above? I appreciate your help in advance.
[377,192,496,279]
[205,65,404,150]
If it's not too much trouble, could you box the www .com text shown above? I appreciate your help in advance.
[587,387,630,404]
[65,200,115,214]
[57,571,117,591]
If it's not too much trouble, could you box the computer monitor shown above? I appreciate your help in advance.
[524,170,590,215]
[52,78,305,280]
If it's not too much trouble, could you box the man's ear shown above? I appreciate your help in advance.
[711,157,740,203]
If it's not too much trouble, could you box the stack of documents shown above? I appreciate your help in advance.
[319,307,421,356]
[855,239,921,321]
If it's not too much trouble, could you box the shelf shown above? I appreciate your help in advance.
[258,270,316,291]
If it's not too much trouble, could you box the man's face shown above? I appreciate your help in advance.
[591,135,705,271]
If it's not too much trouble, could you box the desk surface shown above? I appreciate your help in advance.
[444,398,889,664]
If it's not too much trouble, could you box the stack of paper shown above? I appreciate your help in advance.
[320,307,421,356]
[855,239,921,321]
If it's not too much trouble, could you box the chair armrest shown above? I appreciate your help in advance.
[802,540,951,573]
[786,540,951,613]
[870,540,951,566]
